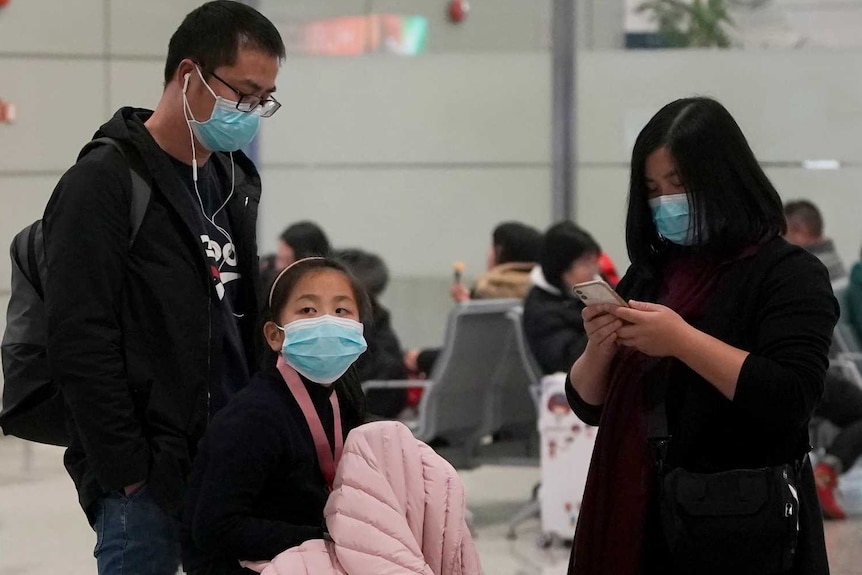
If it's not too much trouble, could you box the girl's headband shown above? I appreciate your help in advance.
[268,256,326,308]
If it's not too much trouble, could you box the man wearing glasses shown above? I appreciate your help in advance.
[42,2,284,573]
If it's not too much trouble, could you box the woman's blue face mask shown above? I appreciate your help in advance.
[648,193,696,246]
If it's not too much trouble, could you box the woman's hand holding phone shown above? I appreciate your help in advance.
[569,303,624,405]
[611,300,689,358]
[582,303,624,361]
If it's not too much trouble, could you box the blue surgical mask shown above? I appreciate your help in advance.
[649,193,695,246]
[183,66,260,152]
[279,315,368,386]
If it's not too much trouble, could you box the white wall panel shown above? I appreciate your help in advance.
[0,59,105,173]
[0,0,104,55]
[109,0,201,58]
[109,61,167,113]
[576,166,630,271]
[259,54,550,165]
[577,50,862,164]
[380,276,451,350]
[259,0,368,22]
[257,166,551,277]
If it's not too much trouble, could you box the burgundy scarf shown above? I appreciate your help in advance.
[568,249,753,575]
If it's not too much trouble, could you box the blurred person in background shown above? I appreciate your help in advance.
[276,221,332,270]
[784,200,847,283]
[848,245,862,343]
[784,200,862,519]
[449,221,543,303]
[261,221,332,299]
[336,248,410,418]
[404,221,542,378]
[523,222,601,375]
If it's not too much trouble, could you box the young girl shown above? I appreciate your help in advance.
[182,257,370,575]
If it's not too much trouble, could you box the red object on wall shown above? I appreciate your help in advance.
[0,0,10,8]
[447,0,469,24]
[0,100,16,124]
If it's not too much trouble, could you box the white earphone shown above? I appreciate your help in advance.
[181,65,241,316]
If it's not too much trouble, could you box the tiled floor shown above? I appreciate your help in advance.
[1,438,861,574]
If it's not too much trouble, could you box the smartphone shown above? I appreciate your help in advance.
[572,279,629,307]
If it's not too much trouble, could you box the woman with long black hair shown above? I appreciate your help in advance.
[567,97,836,574]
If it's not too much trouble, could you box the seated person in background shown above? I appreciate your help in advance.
[182,258,368,574]
[848,249,862,342]
[810,367,862,519]
[276,221,332,269]
[523,221,601,375]
[450,221,543,303]
[261,221,332,300]
[336,248,409,418]
[406,221,542,377]
[259,252,278,285]
[784,202,861,519]
[784,199,847,283]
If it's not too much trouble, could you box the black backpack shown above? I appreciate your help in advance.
[0,137,151,446]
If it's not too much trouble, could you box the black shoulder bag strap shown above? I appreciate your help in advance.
[647,376,672,473]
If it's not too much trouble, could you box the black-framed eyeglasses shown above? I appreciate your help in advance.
[203,68,281,118]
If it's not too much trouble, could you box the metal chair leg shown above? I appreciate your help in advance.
[505,498,541,540]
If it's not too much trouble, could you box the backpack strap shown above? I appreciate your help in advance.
[82,137,152,247]
[25,224,44,300]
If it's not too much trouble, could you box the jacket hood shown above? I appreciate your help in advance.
[530,265,562,296]
[87,107,261,203]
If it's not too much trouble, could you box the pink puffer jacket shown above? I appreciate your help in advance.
[242,421,481,575]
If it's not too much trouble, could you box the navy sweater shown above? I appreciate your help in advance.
[182,367,364,575]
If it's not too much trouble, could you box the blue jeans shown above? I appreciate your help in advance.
[89,485,181,575]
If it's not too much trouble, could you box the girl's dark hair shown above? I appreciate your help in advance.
[627,97,786,271]
[165,1,285,85]
[279,221,331,261]
[539,222,601,292]
[258,258,372,373]
[493,222,543,265]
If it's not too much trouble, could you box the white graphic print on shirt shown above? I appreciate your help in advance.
[201,234,242,303]
[201,234,241,283]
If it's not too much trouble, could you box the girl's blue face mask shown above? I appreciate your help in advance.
[278,315,368,386]
[648,193,696,246]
